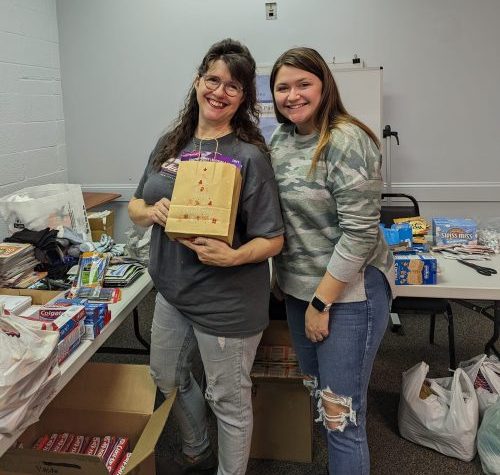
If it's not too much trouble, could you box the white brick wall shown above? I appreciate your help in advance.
[0,0,67,239]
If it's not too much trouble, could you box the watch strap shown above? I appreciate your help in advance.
[311,295,332,313]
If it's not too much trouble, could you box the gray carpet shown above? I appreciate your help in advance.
[92,291,494,474]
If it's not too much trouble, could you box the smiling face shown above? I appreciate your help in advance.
[272,65,323,135]
[194,59,244,134]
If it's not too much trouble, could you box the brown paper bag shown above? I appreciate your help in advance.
[165,160,242,245]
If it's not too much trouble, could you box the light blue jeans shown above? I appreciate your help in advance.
[285,266,391,475]
[150,293,262,475]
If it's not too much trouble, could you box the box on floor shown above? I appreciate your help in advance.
[250,320,313,463]
[0,363,175,475]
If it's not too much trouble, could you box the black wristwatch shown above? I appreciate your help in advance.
[310,295,332,313]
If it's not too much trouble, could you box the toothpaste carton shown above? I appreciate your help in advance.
[83,315,105,340]
[432,217,477,246]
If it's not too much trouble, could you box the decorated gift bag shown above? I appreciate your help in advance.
[165,151,242,245]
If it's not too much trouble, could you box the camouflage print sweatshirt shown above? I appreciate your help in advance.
[270,122,393,303]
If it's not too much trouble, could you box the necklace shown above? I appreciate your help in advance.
[194,129,232,157]
[194,128,232,141]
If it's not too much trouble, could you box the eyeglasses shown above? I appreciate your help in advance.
[202,75,243,97]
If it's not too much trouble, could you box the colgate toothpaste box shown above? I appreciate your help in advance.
[57,320,84,364]
[18,305,86,340]
[83,315,105,340]
[432,217,477,246]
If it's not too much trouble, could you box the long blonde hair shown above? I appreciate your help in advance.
[270,47,379,173]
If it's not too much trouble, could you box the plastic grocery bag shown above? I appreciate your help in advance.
[459,354,500,417]
[0,315,60,434]
[477,400,500,475]
[398,361,479,461]
[0,183,91,240]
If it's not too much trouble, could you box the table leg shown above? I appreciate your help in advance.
[485,300,499,358]
[97,306,150,355]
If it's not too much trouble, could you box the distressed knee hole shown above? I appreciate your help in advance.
[302,375,318,395]
[204,377,217,404]
[315,387,357,432]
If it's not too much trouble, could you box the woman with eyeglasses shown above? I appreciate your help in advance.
[128,39,284,475]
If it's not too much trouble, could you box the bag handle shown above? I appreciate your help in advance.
[450,368,476,410]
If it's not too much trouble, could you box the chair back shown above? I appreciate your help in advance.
[381,193,420,227]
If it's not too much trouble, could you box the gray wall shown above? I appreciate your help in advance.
[0,0,67,240]
[55,0,500,240]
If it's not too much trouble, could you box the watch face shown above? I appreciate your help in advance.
[311,296,326,312]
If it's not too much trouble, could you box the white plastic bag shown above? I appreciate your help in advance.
[0,183,91,240]
[0,316,60,434]
[459,354,500,417]
[398,361,479,461]
[477,400,500,475]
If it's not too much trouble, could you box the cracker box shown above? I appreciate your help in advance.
[394,254,437,285]
[432,217,477,246]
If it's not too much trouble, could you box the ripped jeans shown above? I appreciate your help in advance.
[285,266,391,475]
[149,293,262,475]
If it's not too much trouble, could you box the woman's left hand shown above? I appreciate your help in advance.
[178,237,237,267]
[305,305,330,343]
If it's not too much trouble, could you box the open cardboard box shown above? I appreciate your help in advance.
[250,320,313,463]
[0,288,62,306]
[0,363,175,475]
[88,210,115,241]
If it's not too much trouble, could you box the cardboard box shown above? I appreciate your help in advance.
[432,217,477,246]
[250,321,313,463]
[394,254,437,285]
[0,363,175,475]
[0,289,62,306]
[88,210,114,241]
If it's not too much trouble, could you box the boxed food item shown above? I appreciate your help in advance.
[394,254,437,285]
[250,320,312,463]
[0,363,175,475]
[432,217,477,246]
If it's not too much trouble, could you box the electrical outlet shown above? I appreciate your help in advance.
[266,2,277,20]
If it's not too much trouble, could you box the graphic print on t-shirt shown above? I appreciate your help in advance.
[160,157,181,178]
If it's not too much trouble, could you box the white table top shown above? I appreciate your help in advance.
[395,252,500,301]
[0,272,154,457]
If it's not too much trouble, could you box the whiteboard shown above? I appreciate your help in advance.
[256,66,382,142]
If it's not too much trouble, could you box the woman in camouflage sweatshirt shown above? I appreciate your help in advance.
[269,47,393,475]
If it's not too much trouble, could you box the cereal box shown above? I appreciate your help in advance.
[432,217,477,246]
[394,254,437,285]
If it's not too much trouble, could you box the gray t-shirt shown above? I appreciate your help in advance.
[135,133,284,337]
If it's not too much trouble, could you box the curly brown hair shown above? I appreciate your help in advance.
[153,38,268,169]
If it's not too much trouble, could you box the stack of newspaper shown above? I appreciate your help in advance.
[0,243,42,288]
